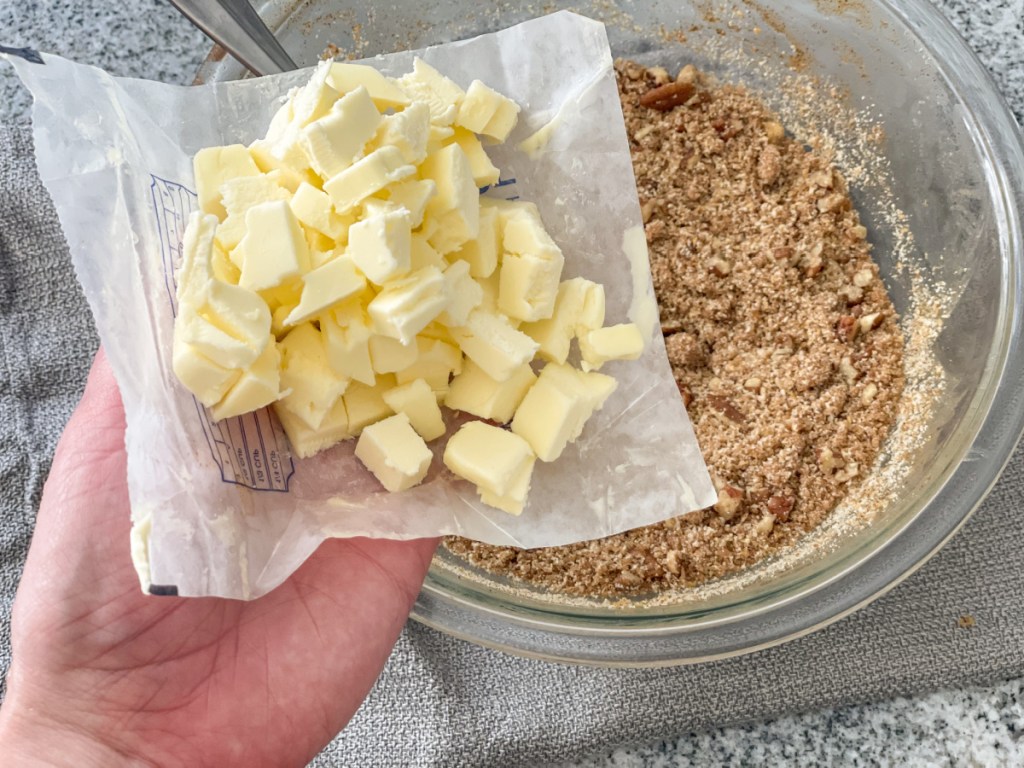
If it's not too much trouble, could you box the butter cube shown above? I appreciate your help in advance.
[502,203,563,260]
[386,179,436,227]
[370,102,430,166]
[290,62,340,126]
[498,251,565,322]
[449,309,539,382]
[300,86,382,178]
[347,208,412,286]
[369,335,419,374]
[427,124,455,154]
[193,145,260,220]
[236,200,311,292]
[322,301,375,386]
[521,277,601,364]
[289,182,346,241]
[249,139,315,192]
[398,58,465,126]
[368,265,448,344]
[382,378,446,441]
[450,128,500,188]
[211,242,241,285]
[443,421,536,515]
[172,342,241,408]
[327,62,411,110]
[274,397,351,459]
[211,338,281,421]
[277,323,349,430]
[216,174,291,251]
[445,359,536,424]
[395,336,462,396]
[479,457,533,515]
[456,80,520,142]
[323,146,415,213]
[419,144,479,254]
[476,267,501,312]
[343,376,396,435]
[284,255,367,327]
[355,413,433,492]
[576,279,606,334]
[579,323,646,371]
[511,363,617,461]
[438,260,483,327]
[453,203,499,278]
[176,213,272,370]
[410,234,445,271]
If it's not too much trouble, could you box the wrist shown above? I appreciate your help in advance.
[0,686,144,767]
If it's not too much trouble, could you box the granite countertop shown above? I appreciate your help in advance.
[2,0,1023,765]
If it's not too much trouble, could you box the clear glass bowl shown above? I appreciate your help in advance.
[199,0,1024,666]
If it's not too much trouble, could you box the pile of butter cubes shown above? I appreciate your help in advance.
[172,58,645,515]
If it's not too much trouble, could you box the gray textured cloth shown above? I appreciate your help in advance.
[2,5,1024,768]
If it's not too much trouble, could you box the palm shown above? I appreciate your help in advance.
[6,352,437,767]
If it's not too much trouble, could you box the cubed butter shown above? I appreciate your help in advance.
[478,456,533,515]
[193,144,260,220]
[274,397,351,459]
[450,128,500,188]
[410,234,445,271]
[343,376,396,435]
[323,146,415,213]
[502,202,563,260]
[579,323,645,371]
[498,251,565,322]
[300,86,382,178]
[347,208,412,286]
[382,378,446,441]
[216,174,291,251]
[236,200,311,292]
[284,255,367,327]
[438,259,483,327]
[449,309,539,383]
[520,277,601,364]
[511,363,617,462]
[398,58,465,126]
[327,62,411,110]
[456,79,520,142]
[367,265,448,344]
[453,202,499,278]
[394,337,462,396]
[290,62,340,126]
[355,413,433,492]
[445,359,536,424]
[385,179,436,227]
[369,102,430,166]
[277,323,349,430]
[322,300,376,386]
[172,342,241,408]
[210,338,281,421]
[290,181,346,240]
[369,335,419,374]
[443,421,536,515]
[419,143,479,254]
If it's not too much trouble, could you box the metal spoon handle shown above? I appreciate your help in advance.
[168,0,298,76]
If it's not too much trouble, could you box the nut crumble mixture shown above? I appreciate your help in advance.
[444,62,905,597]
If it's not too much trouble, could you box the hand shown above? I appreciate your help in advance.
[0,350,439,767]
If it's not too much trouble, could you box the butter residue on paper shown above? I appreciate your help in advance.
[173,57,649,516]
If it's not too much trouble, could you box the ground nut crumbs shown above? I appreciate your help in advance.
[443,62,908,598]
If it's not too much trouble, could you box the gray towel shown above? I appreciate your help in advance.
[2,3,1024,766]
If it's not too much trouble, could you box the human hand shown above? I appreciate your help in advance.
[0,350,439,767]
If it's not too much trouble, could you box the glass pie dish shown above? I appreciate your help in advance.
[197,0,1024,666]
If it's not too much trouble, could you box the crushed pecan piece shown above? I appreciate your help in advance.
[640,80,697,111]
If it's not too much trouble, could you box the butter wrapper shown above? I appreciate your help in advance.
[10,12,714,599]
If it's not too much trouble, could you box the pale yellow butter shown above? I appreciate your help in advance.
[394,337,462,397]
[274,397,351,459]
[236,200,311,292]
[289,182,346,240]
[277,323,349,430]
[579,323,645,371]
[343,375,396,435]
[449,308,539,383]
[445,359,536,424]
[327,62,411,110]
[398,58,465,126]
[193,144,260,220]
[321,301,376,386]
[443,421,536,515]
[453,202,499,278]
[369,102,431,166]
[456,80,520,143]
[410,234,445,271]
[385,179,436,228]
[216,174,291,252]
[347,208,412,286]
[520,277,601,364]
[369,335,419,374]
[323,145,415,213]
[438,260,483,327]
[284,255,366,327]
[211,338,281,421]
[419,143,479,254]
[498,251,565,323]
[355,413,433,492]
[382,378,446,441]
[450,128,500,188]
[368,265,448,344]
[300,86,381,178]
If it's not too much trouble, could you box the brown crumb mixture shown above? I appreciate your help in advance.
[444,61,905,598]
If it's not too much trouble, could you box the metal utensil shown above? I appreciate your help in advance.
[168,0,298,76]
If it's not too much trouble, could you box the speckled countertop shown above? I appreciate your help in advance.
[2,0,1023,765]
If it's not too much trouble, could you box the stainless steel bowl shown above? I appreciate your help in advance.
[199,0,1024,666]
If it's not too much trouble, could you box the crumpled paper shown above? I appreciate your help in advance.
[8,11,714,599]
